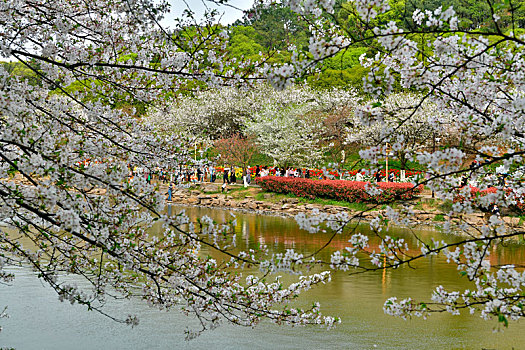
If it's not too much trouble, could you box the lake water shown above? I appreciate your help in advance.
[1,205,524,349]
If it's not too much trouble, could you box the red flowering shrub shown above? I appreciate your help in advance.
[470,186,497,196]
[466,186,525,214]
[255,176,423,203]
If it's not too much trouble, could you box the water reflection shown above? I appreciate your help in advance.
[1,205,524,349]
[166,205,525,267]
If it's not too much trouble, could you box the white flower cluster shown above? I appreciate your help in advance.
[0,0,353,336]
[285,0,336,15]
[278,0,525,328]
[295,209,350,234]
[308,35,351,61]
[412,6,458,29]
[353,0,390,21]
[4,0,525,335]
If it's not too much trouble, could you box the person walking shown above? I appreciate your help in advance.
[230,169,237,184]
[197,167,203,182]
[210,166,215,182]
[223,168,229,184]
[167,182,173,201]
[243,168,248,187]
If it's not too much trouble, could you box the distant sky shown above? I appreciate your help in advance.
[161,0,254,27]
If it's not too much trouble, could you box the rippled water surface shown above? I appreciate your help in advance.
[1,205,524,349]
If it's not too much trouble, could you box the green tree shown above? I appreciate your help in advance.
[228,26,265,60]
[237,2,310,52]
[1,60,41,85]
[308,47,369,89]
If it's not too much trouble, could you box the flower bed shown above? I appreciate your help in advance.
[255,176,423,203]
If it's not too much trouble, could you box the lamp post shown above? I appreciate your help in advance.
[386,155,388,182]
[431,135,441,198]
[386,143,392,182]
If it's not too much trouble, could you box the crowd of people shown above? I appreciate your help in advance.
[220,166,313,186]
[127,164,404,190]
[128,165,218,185]
[123,163,415,201]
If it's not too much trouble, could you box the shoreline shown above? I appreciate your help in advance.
[165,183,523,231]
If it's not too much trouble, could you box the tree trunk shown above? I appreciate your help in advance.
[398,152,408,170]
